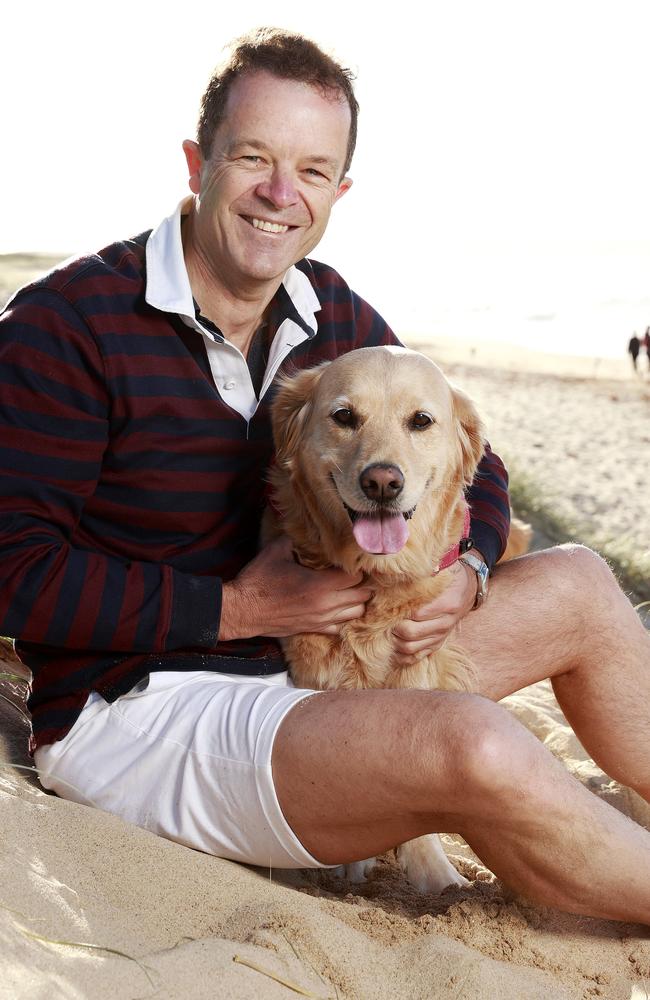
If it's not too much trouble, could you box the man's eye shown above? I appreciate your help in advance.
[410,411,434,430]
[241,155,263,163]
[331,408,356,428]
[305,168,330,180]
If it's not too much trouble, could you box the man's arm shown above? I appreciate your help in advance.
[465,443,511,570]
[0,289,222,655]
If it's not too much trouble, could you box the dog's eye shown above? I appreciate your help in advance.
[410,411,434,430]
[331,407,357,428]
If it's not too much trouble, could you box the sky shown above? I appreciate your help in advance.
[2,0,650,356]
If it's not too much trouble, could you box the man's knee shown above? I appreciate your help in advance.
[554,542,613,585]
[549,543,635,631]
[421,693,544,810]
[537,542,606,592]
[526,542,624,627]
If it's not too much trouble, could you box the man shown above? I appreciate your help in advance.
[1,29,649,923]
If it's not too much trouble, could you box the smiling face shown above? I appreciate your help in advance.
[270,347,486,573]
[183,70,352,298]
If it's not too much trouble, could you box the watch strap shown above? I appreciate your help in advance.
[460,551,489,609]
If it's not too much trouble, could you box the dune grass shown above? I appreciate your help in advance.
[508,465,650,614]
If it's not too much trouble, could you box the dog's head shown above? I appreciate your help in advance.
[270,346,485,573]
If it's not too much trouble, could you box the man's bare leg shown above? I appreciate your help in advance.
[458,544,650,799]
[273,687,650,923]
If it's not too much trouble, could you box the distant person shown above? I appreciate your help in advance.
[628,333,641,372]
[644,328,650,372]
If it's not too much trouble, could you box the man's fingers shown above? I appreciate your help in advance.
[313,584,372,614]
[318,623,342,636]
[388,563,478,664]
[392,616,455,655]
[338,585,374,606]
[393,615,454,643]
[333,601,369,623]
[392,634,447,658]
[331,569,367,591]
[391,649,435,667]
[391,631,449,663]
[409,599,458,622]
[314,602,369,634]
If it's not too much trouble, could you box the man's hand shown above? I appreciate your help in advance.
[219,536,373,641]
[391,558,479,667]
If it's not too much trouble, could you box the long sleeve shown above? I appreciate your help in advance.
[466,444,510,569]
[0,288,222,654]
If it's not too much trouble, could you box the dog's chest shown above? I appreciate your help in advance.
[283,568,466,693]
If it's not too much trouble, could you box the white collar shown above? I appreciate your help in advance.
[144,197,321,331]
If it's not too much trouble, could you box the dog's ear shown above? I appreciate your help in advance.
[271,363,330,469]
[451,384,487,485]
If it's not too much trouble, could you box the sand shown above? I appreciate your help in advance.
[3,651,650,999]
[2,261,650,998]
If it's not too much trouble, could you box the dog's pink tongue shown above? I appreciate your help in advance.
[352,513,409,554]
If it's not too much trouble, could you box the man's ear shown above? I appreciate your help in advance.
[451,384,486,486]
[182,140,203,195]
[334,176,353,204]
[271,363,330,470]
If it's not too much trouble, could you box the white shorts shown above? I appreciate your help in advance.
[34,670,327,869]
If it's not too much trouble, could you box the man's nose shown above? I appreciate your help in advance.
[255,167,300,209]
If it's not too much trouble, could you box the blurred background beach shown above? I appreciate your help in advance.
[2,4,650,998]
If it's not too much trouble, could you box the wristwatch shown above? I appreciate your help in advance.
[460,551,489,609]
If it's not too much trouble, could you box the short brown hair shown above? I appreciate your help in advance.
[196,27,359,176]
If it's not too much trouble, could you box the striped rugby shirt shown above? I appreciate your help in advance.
[0,205,510,749]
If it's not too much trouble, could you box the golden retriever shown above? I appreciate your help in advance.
[265,345,525,892]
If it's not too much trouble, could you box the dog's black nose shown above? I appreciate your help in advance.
[359,463,404,502]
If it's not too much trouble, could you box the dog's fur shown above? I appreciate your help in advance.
[265,346,523,891]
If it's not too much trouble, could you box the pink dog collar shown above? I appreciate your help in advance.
[435,504,472,573]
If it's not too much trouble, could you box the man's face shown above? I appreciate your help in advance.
[183,71,353,294]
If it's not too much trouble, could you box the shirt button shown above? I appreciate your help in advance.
[223,380,236,390]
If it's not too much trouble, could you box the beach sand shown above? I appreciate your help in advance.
[2,260,650,998]
[3,648,650,999]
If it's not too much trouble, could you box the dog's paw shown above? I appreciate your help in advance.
[331,858,377,883]
[397,835,469,893]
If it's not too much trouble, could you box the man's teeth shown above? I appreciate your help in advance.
[251,218,289,233]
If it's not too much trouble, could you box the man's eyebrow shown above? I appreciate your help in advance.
[304,154,339,170]
[227,137,271,153]
[227,138,339,169]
